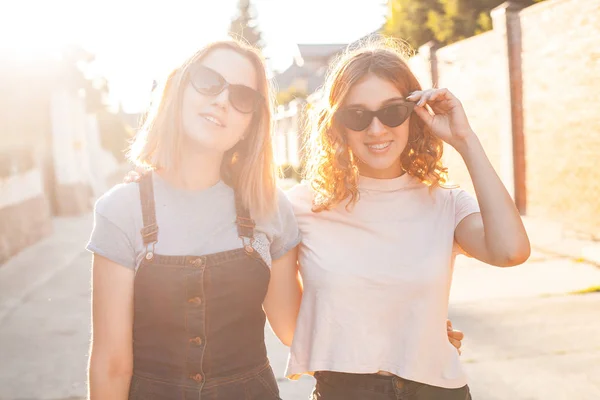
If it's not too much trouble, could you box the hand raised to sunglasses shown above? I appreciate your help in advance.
[407,88,476,153]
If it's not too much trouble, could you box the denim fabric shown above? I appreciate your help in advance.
[311,371,472,400]
[129,174,280,399]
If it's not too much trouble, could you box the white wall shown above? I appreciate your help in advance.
[0,169,44,209]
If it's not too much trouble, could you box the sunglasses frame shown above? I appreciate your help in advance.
[335,101,415,131]
[188,64,265,114]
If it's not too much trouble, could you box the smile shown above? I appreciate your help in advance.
[200,114,225,127]
[366,141,392,151]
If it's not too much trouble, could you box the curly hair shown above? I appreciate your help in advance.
[304,37,448,212]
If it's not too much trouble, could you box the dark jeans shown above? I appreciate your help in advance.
[311,371,472,400]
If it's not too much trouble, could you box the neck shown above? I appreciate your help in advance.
[160,142,224,191]
[358,159,404,179]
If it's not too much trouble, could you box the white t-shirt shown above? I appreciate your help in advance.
[285,174,480,388]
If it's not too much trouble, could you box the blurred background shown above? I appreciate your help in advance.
[0,0,599,399]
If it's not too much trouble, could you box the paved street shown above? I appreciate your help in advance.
[1,214,599,399]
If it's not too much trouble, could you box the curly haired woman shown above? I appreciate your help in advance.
[280,37,531,400]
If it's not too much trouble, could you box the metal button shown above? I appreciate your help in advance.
[189,336,203,345]
[145,252,154,260]
[190,373,203,382]
[190,258,204,267]
[187,297,202,306]
[244,245,254,253]
[394,379,404,389]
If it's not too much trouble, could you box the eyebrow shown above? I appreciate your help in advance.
[344,96,408,109]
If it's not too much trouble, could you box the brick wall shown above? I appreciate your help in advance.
[409,0,600,237]
[520,0,600,236]
[436,31,505,195]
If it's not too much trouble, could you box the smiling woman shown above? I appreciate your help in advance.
[86,39,301,400]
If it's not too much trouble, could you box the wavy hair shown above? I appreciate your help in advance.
[304,37,448,212]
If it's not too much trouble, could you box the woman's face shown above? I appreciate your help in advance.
[181,48,260,154]
[340,73,412,179]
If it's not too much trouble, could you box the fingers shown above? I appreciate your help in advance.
[448,329,464,341]
[449,337,462,351]
[406,88,452,106]
[428,88,449,102]
[411,101,434,123]
[447,319,464,355]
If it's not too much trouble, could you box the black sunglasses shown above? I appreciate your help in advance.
[188,64,264,114]
[335,102,415,131]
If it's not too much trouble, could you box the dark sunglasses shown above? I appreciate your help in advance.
[335,102,415,131]
[188,64,264,114]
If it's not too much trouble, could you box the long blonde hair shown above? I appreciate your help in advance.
[128,40,277,217]
[304,37,448,212]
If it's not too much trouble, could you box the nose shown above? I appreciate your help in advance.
[367,116,386,137]
[211,87,229,110]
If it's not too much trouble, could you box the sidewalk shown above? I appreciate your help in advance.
[523,216,600,267]
[0,214,92,325]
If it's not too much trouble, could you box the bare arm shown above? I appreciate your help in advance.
[88,255,134,399]
[454,136,531,266]
[410,88,531,267]
[262,246,302,347]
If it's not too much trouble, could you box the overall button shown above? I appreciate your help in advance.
[189,336,203,345]
[187,297,202,306]
[394,379,405,389]
[244,245,254,253]
[190,258,204,267]
[190,373,203,383]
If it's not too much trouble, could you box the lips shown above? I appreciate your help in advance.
[199,113,226,127]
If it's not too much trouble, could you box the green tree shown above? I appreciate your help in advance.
[384,0,546,48]
[229,0,263,49]
[383,0,442,50]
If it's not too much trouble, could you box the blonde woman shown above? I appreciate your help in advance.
[282,38,531,399]
[86,40,300,400]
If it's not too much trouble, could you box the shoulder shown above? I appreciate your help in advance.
[430,184,479,215]
[429,183,468,201]
[284,180,314,212]
[94,182,141,220]
[259,186,297,226]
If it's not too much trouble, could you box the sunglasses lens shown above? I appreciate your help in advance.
[230,86,261,114]
[190,65,225,95]
[338,109,373,131]
[378,104,413,127]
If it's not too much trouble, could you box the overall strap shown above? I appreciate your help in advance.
[234,191,256,252]
[139,173,159,259]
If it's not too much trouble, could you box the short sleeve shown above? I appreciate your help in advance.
[453,189,480,229]
[452,189,480,256]
[86,184,138,269]
[270,188,302,260]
